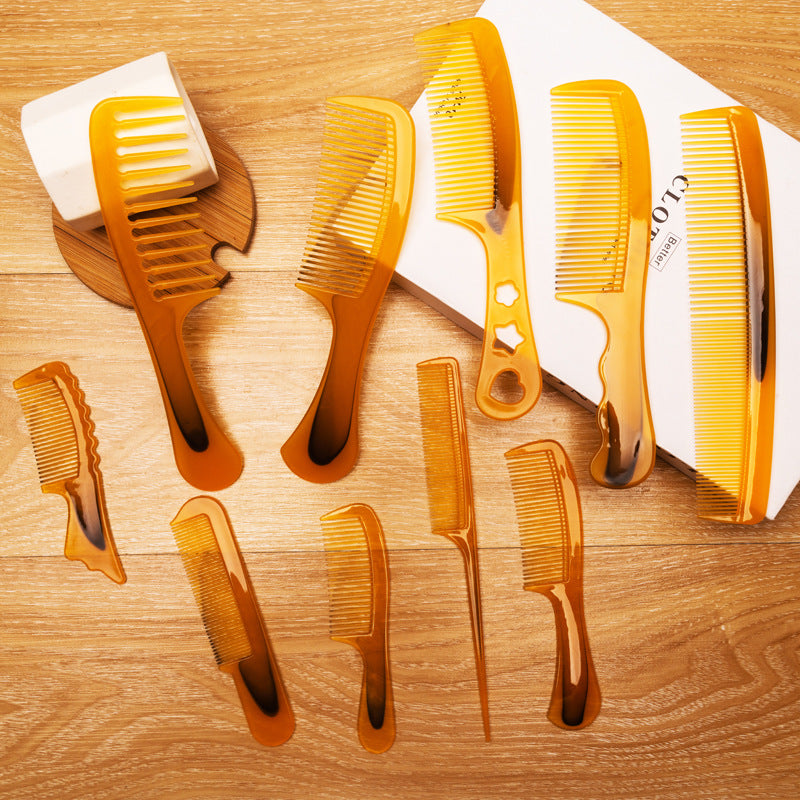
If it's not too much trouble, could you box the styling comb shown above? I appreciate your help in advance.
[416,356,490,741]
[504,440,600,730]
[415,18,541,421]
[170,496,294,746]
[13,361,125,584]
[320,503,394,753]
[551,80,656,488]
[680,106,775,524]
[280,97,414,483]
[89,96,242,492]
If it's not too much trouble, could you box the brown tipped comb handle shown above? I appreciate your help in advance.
[356,633,395,753]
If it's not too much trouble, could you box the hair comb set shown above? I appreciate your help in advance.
[13,12,777,750]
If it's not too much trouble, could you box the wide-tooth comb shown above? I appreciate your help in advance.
[13,361,125,584]
[320,503,394,753]
[170,496,294,746]
[504,440,601,730]
[680,106,775,524]
[551,80,656,488]
[416,357,490,741]
[89,96,242,492]
[415,18,541,421]
[280,97,414,483]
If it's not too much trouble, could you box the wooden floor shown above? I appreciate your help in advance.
[2,1,800,797]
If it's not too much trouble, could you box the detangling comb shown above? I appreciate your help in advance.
[321,503,394,753]
[416,357,490,741]
[551,80,656,489]
[681,106,775,524]
[505,440,600,730]
[170,496,294,746]
[415,18,541,421]
[89,96,243,492]
[280,96,414,483]
[13,361,126,584]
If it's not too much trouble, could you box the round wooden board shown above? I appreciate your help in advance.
[52,129,256,307]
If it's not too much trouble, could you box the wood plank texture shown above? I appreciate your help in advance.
[1,1,800,798]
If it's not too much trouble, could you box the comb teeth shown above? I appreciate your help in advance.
[415,27,495,213]
[171,513,253,666]
[15,379,80,486]
[297,100,395,298]
[505,447,569,588]
[321,515,374,639]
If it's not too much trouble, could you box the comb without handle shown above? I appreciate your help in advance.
[321,503,394,753]
[280,97,414,483]
[551,80,656,488]
[681,106,775,524]
[13,361,125,584]
[416,357,490,741]
[415,18,541,421]
[89,96,242,492]
[170,496,294,746]
[505,440,600,730]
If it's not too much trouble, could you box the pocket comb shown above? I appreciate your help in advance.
[681,106,775,524]
[170,496,294,746]
[551,80,656,488]
[89,96,243,492]
[505,440,601,730]
[280,97,414,483]
[416,356,490,741]
[321,503,394,753]
[415,18,541,421]
[13,361,126,584]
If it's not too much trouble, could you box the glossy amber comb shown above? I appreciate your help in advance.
[505,440,600,730]
[416,357,490,741]
[551,80,656,488]
[681,106,775,524]
[170,496,294,746]
[415,18,541,421]
[13,361,125,584]
[321,503,394,753]
[89,96,242,492]
[280,97,414,483]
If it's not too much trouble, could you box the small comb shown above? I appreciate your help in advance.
[505,440,601,730]
[321,503,394,753]
[171,496,294,746]
[415,18,541,420]
[551,80,656,488]
[89,96,242,492]
[416,357,490,741]
[680,106,775,523]
[13,361,125,584]
[281,96,414,483]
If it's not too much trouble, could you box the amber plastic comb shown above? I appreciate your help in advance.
[280,97,414,483]
[13,361,126,584]
[504,440,600,730]
[170,496,294,746]
[680,106,775,524]
[416,356,490,741]
[320,503,394,753]
[415,18,541,421]
[89,96,242,492]
[550,80,656,489]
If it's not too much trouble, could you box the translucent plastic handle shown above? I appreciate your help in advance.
[356,637,395,754]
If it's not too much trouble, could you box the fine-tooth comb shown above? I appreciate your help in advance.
[13,361,126,584]
[320,503,394,753]
[170,496,294,746]
[415,18,541,421]
[551,80,656,488]
[416,356,490,741]
[504,440,601,730]
[680,106,775,524]
[89,96,243,492]
[280,96,414,483]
